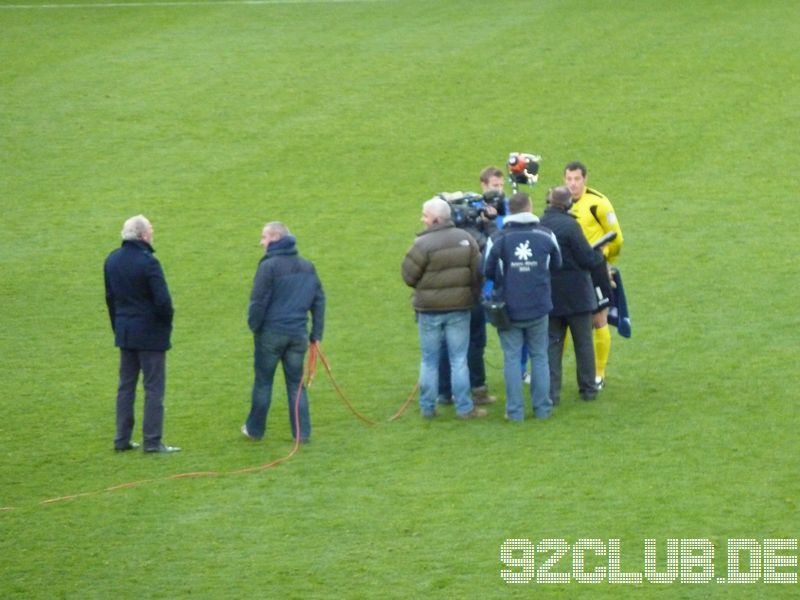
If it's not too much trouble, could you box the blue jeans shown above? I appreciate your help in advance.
[498,316,551,420]
[417,310,473,416]
[247,331,310,441]
[438,302,487,395]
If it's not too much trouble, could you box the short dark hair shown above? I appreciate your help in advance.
[508,192,531,214]
[564,161,587,177]
[480,166,503,183]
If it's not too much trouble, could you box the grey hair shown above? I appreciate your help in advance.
[121,215,152,241]
[263,221,290,239]
[422,198,451,221]
[547,186,573,209]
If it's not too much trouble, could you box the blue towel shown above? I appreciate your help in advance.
[608,267,631,338]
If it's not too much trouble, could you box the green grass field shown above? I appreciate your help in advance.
[2,0,799,597]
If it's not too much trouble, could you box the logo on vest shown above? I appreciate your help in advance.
[514,240,533,261]
[511,240,538,272]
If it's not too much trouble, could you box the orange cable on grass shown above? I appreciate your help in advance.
[39,385,307,505]
[41,491,98,505]
[12,343,415,510]
[388,382,418,422]
[313,344,377,425]
[313,343,417,423]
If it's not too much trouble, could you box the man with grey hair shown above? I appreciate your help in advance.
[402,198,487,419]
[104,215,179,453]
[243,222,325,443]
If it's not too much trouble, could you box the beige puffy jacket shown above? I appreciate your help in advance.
[401,221,481,312]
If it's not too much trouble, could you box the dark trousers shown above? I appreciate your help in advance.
[247,331,310,441]
[115,349,166,450]
[438,303,487,396]
[548,312,596,403]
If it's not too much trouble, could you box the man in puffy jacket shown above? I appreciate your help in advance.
[540,187,605,404]
[104,215,179,453]
[402,198,487,420]
[484,193,561,421]
[243,222,325,443]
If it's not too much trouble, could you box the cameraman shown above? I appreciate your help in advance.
[438,166,507,407]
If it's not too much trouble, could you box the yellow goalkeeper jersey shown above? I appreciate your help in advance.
[569,186,623,262]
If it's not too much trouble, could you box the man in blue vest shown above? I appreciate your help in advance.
[483,193,561,421]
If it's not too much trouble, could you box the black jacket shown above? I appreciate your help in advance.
[460,218,498,253]
[104,240,174,351]
[539,207,604,316]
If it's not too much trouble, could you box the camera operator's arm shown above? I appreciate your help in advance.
[478,206,498,239]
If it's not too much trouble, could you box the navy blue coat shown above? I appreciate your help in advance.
[483,214,562,322]
[248,236,325,342]
[539,207,604,316]
[104,240,174,351]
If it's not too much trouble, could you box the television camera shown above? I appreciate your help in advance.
[436,191,505,229]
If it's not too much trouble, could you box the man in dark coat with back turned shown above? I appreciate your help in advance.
[540,187,605,404]
[243,221,325,444]
[483,192,561,421]
[104,214,179,453]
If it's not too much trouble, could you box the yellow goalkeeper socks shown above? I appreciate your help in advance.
[594,324,611,380]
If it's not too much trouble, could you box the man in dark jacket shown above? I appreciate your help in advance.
[104,215,179,453]
[402,198,487,420]
[243,222,325,443]
[540,187,605,404]
[484,193,561,420]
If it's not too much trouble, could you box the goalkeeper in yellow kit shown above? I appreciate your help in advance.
[563,161,624,389]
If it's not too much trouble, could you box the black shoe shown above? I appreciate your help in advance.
[115,441,140,452]
[144,443,181,453]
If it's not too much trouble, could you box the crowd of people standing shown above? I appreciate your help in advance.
[102,157,623,453]
[402,159,624,421]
